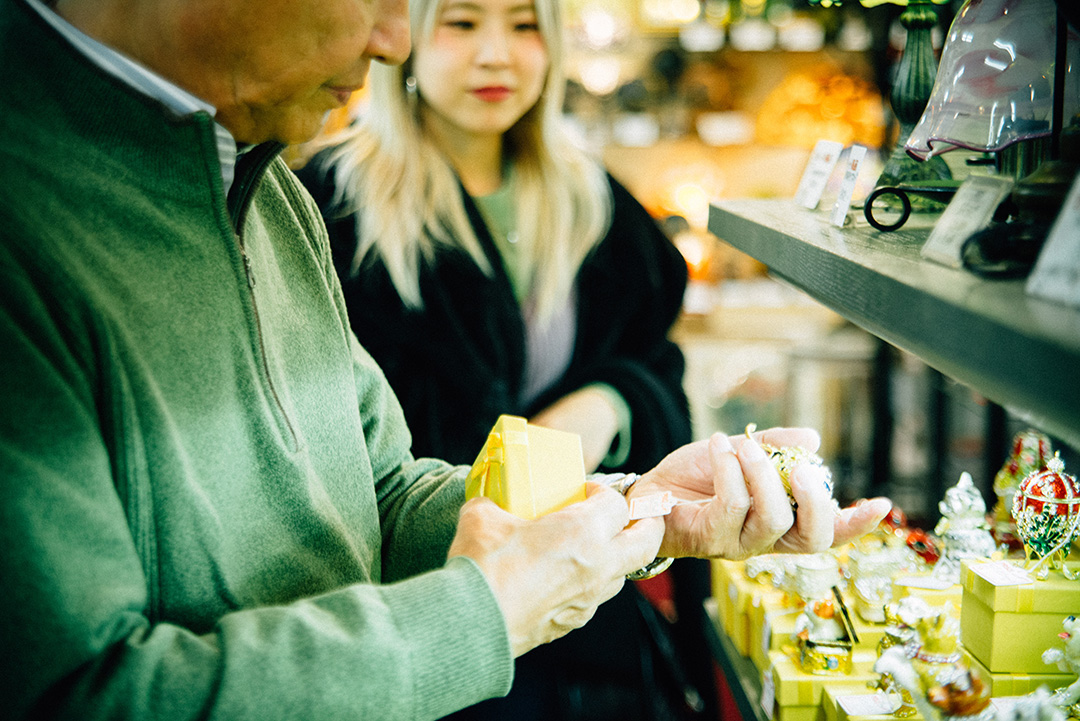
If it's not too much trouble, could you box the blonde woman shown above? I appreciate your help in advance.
[297,0,707,717]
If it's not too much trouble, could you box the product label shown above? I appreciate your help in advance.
[921,175,1014,268]
[760,666,776,720]
[970,560,1034,587]
[795,139,845,210]
[831,145,867,227]
[839,692,898,716]
[1027,174,1080,308]
[895,575,953,590]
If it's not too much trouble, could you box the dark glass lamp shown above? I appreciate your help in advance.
[807,0,954,204]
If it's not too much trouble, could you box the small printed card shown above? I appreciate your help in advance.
[970,559,1034,587]
[628,492,677,519]
[921,175,1014,269]
[895,575,954,590]
[831,145,867,227]
[838,693,899,716]
[795,139,845,209]
[1026,174,1080,308]
[628,493,711,520]
[760,667,776,720]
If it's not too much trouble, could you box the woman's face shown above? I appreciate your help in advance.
[412,0,549,143]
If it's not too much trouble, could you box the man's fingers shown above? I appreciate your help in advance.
[732,426,821,455]
[708,433,751,520]
[614,515,666,576]
[737,436,794,550]
[774,463,835,553]
[833,497,892,547]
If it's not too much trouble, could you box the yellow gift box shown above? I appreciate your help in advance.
[890,574,964,610]
[751,597,802,672]
[776,705,826,721]
[767,649,881,708]
[750,590,884,673]
[964,647,1074,696]
[823,688,845,721]
[959,559,1080,674]
[711,560,740,650]
[712,560,787,657]
[850,614,886,652]
[465,415,586,520]
[827,689,923,721]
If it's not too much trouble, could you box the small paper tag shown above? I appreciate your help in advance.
[1026,174,1080,308]
[795,139,845,209]
[921,175,1014,269]
[628,491,676,519]
[990,697,1025,716]
[760,667,776,720]
[830,145,867,227]
[970,559,1034,587]
[896,575,953,590]
[839,693,898,716]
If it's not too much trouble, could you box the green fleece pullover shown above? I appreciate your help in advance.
[0,1,513,718]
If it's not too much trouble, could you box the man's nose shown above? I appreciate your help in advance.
[368,0,411,66]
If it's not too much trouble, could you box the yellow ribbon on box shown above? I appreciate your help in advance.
[465,415,586,520]
[962,560,1080,612]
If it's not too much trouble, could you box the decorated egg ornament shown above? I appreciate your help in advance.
[1012,453,1080,577]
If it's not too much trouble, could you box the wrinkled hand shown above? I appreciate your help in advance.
[629,427,890,560]
[448,484,664,657]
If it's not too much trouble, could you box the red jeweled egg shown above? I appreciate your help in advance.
[1012,454,1080,559]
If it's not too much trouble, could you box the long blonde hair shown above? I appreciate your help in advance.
[321,0,612,325]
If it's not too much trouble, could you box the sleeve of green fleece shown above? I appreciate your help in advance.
[0,257,512,720]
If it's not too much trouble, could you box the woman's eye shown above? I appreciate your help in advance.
[444,19,476,30]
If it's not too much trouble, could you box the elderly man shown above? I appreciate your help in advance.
[0,0,889,718]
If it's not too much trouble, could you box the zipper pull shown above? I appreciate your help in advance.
[237,235,256,288]
[243,254,256,288]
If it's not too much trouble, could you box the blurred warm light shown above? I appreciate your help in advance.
[642,0,702,25]
[673,183,710,226]
[741,0,767,16]
[579,57,622,96]
[729,18,776,51]
[655,164,725,229]
[581,7,620,48]
[673,229,718,282]
[703,0,731,24]
[755,67,885,148]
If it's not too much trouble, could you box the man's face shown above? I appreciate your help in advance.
[179,0,410,144]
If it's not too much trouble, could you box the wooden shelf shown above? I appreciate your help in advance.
[707,199,1080,450]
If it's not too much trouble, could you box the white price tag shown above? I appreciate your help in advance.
[990,697,1026,716]
[628,493,711,520]
[1026,174,1080,308]
[970,560,1034,587]
[760,666,776,720]
[921,175,1014,268]
[628,492,676,519]
[839,693,898,716]
[895,575,953,590]
[795,139,845,209]
[831,145,867,227]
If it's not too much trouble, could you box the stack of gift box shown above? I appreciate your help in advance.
[710,554,1079,721]
[708,430,1080,721]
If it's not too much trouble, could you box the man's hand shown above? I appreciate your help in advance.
[448,484,664,657]
[629,427,891,559]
